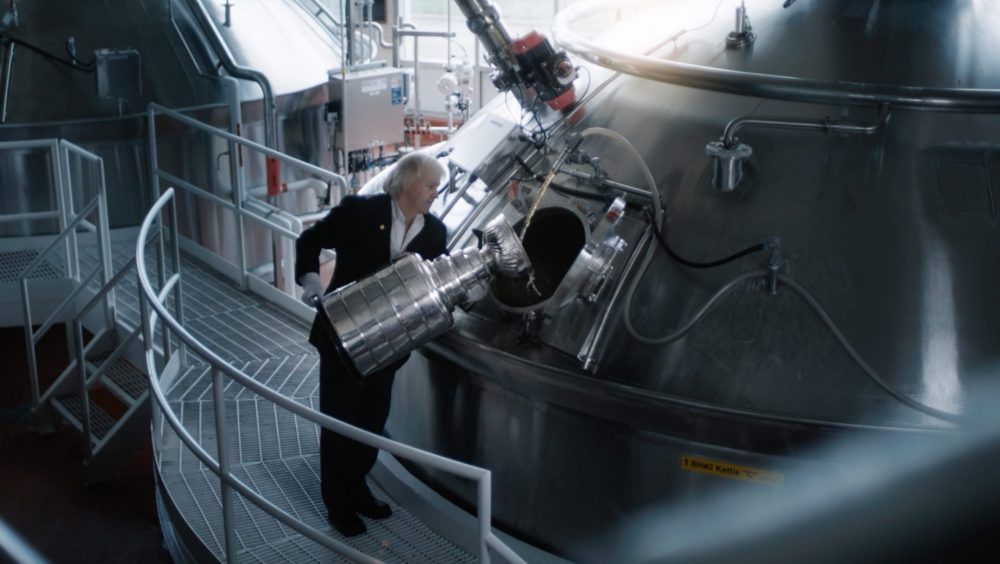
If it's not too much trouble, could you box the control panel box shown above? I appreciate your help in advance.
[328,66,406,153]
[95,48,142,99]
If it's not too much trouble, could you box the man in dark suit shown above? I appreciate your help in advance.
[295,152,447,536]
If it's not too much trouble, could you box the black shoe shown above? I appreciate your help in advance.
[328,510,367,536]
[355,497,392,520]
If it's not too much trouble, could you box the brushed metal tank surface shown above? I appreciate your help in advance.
[658,0,1000,89]
[388,1,1000,559]
[1,0,339,235]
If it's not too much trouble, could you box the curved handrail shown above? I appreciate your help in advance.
[136,188,523,563]
[552,0,1000,113]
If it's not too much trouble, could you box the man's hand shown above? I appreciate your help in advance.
[300,272,325,306]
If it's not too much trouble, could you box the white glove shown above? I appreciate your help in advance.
[299,272,325,306]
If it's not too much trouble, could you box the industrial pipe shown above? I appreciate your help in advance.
[721,103,891,145]
[451,0,518,91]
[184,0,277,149]
[707,103,891,191]
[0,39,13,123]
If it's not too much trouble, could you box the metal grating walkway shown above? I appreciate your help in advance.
[76,240,475,563]
[0,248,64,282]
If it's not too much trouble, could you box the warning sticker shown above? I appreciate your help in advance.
[681,455,784,486]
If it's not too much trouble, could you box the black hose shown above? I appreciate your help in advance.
[549,183,610,203]
[65,39,95,69]
[6,36,94,73]
[644,208,765,268]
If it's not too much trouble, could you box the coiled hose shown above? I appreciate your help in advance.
[576,127,964,425]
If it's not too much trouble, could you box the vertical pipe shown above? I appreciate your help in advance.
[20,279,38,404]
[213,367,238,563]
[474,40,483,111]
[1,41,14,124]
[271,230,284,291]
[147,107,161,201]
[169,196,187,365]
[364,0,372,62]
[184,0,276,149]
[75,320,92,457]
[413,36,421,149]
[224,77,249,290]
[392,18,400,68]
[478,473,491,563]
[340,0,348,77]
[96,160,115,330]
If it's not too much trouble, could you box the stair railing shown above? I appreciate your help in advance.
[137,185,525,564]
[12,140,113,410]
[146,102,347,306]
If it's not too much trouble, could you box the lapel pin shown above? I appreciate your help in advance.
[379,224,385,231]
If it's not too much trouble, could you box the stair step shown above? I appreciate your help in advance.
[51,394,116,447]
[0,249,63,282]
[87,353,148,405]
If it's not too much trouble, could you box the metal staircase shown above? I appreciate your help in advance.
[55,350,152,482]
[3,138,158,483]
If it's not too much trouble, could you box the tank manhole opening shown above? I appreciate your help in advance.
[491,207,586,308]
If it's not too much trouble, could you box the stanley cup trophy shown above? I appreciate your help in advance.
[313,215,531,377]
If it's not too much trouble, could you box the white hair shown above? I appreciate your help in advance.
[384,152,444,198]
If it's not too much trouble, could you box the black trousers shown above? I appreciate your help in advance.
[318,351,396,514]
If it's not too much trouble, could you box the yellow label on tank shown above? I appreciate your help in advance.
[681,455,784,486]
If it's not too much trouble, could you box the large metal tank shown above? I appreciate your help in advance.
[0,0,341,237]
[387,1,1000,560]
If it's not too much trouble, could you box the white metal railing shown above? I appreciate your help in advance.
[8,140,113,405]
[138,188,526,564]
[293,0,381,69]
[146,102,346,299]
[142,105,526,561]
[10,139,164,455]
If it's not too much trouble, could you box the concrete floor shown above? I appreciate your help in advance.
[0,326,170,564]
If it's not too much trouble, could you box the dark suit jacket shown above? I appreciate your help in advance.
[295,193,448,353]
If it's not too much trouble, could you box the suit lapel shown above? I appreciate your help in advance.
[407,215,438,257]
